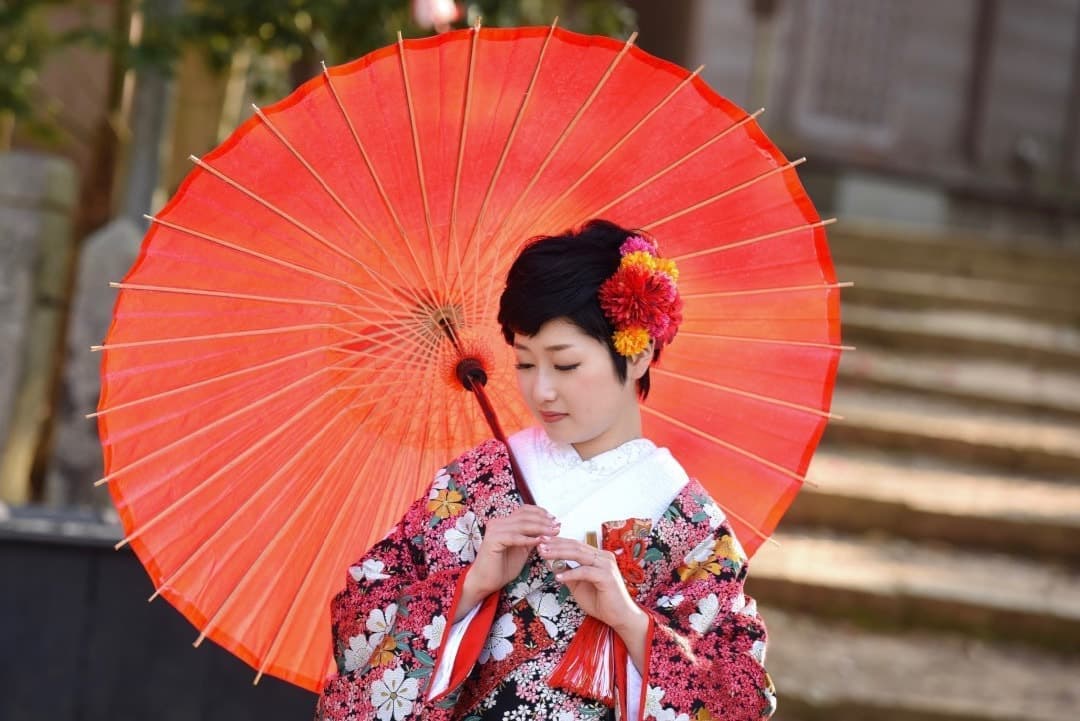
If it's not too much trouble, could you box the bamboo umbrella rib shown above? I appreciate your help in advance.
[91,321,370,352]
[670,218,837,262]
[488,31,639,250]
[320,64,436,295]
[446,19,482,309]
[516,62,705,243]
[110,281,379,314]
[152,398,355,603]
[98,362,348,487]
[92,340,359,418]
[677,331,853,351]
[641,158,807,232]
[188,156,388,284]
[114,384,347,549]
[642,405,807,483]
[456,19,558,321]
[710,499,776,544]
[396,32,440,286]
[579,109,764,223]
[253,420,378,683]
[107,282,436,362]
[248,109,428,310]
[682,282,852,300]
[192,403,360,645]
[651,367,840,419]
[146,214,402,310]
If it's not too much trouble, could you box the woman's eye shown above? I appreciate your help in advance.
[514,363,534,370]
[555,364,580,372]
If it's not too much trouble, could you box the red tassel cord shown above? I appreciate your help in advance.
[549,519,652,708]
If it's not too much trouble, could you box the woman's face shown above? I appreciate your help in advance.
[513,317,648,460]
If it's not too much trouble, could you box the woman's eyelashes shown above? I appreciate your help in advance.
[513,362,581,372]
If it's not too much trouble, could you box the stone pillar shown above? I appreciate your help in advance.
[0,151,78,505]
[44,218,141,510]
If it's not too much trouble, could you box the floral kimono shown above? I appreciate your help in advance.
[315,428,776,721]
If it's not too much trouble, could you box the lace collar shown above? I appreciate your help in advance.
[529,426,657,478]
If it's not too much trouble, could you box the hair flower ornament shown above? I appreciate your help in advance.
[598,235,684,357]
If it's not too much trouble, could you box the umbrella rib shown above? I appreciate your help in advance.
[320,63,436,295]
[446,19,482,309]
[678,331,853,351]
[99,362,346,487]
[190,404,360,646]
[671,218,837,262]
[641,405,807,483]
[249,108,429,312]
[650,367,840,420]
[253,420,378,683]
[480,31,640,315]
[92,340,359,418]
[107,281,432,355]
[188,156,401,291]
[517,62,706,242]
[682,282,853,300]
[397,31,440,286]
[143,212,397,306]
[456,19,559,318]
[91,321,369,352]
[113,383,345,548]
[151,398,355,604]
[641,158,807,231]
[582,108,764,221]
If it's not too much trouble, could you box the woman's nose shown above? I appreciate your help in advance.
[532,371,557,403]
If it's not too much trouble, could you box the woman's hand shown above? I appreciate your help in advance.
[536,536,645,632]
[538,535,652,672]
[458,506,559,617]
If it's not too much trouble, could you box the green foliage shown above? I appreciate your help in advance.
[0,0,98,138]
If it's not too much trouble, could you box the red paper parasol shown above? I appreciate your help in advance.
[95,22,843,692]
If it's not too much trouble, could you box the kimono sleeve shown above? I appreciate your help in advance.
[314,473,499,721]
[637,524,777,721]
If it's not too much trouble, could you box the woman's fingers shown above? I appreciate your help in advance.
[537,537,605,566]
[553,564,606,585]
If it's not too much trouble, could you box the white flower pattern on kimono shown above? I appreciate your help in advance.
[478,612,516,664]
[350,558,391,583]
[732,592,758,617]
[644,685,666,719]
[525,590,560,638]
[750,639,767,664]
[684,536,715,567]
[701,500,727,530]
[367,602,398,638]
[444,511,482,562]
[343,633,375,672]
[429,469,451,499]
[657,593,684,609]
[422,614,446,650]
[556,712,577,721]
[371,666,419,721]
[688,593,720,634]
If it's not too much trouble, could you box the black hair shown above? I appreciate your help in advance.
[497,219,660,399]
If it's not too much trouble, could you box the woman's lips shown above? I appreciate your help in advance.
[540,411,568,423]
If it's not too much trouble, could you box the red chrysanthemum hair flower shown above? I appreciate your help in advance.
[598,235,682,356]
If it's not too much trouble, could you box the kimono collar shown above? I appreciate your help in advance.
[508,426,689,539]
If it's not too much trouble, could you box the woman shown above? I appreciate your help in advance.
[315,220,776,721]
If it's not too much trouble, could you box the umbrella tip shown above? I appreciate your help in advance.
[253,671,264,685]
[752,107,765,118]
[320,60,328,72]
[108,282,121,289]
[143,213,154,222]
[822,217,838,226]
[550,16,559,28]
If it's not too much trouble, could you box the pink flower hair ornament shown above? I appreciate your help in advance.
[598,235,683,357]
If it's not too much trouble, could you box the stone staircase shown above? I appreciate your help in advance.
[748,223,1080,721]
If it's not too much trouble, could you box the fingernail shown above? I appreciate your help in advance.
[555,573,564,582]
[539,543,549,552]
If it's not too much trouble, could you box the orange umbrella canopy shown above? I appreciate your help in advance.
[96,23,842,692]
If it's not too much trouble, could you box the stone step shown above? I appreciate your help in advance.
[840,304,1080,370]
[836,346,1080,419]
[824,388,1080,478]
[827,222,1080,288]
[836,263,1080,323]
[749,531,1080,653]
[764,606,1080,721]
[785,449,1080,562]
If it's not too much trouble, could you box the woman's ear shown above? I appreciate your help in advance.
[627,340,655,381]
